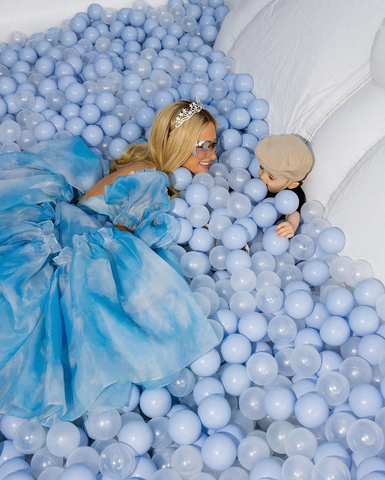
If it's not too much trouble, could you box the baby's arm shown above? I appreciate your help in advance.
[275,211,300,238]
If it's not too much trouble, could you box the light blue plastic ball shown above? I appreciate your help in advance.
[262,230,289,256]
[357,334,385,366]
[60,463,95,480]
[324,286,354,317]
[247,119,269,139]
[252,203,278,228]
[317,350,343,376]
[95,92,116,112]
[190,349,221,377]
[349,384,383,418]
[188,228,214,252]
[108,138,129,159]
[211,309,238,335]
[82,125,103,147]
[229,108,251,130]
[233,74,254,92]
[120,121,142,143]
[65,117,86,135]
[185,183,210,206]
[349,306,380,336]
[247,98,269,120]
[33,121,56,141]
[221,334,252,364]
[317,227,346,254]
[294,392,330,428]
[228,147,251,170]
[320,316,351,347]
[263,386,296,421]
[221,364,251,396]
[168,410,202,445]
[118,420,153,455]
[221,224,248,250]
[284,290,314,319]
[301,260,329,287]
[274,190,299,215]
[197,394,231,429]
[201,433,236,471]
[220,128,242,150]
[354,278,385,307]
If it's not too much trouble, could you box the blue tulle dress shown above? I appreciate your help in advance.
[0,137,218,426]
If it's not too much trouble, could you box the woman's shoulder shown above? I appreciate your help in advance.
[78,162,157,204]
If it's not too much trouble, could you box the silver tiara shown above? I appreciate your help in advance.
[175,96,204,128]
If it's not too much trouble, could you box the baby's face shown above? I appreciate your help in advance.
[258,166,292,193]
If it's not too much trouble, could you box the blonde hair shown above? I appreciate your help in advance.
[110,100,217,196]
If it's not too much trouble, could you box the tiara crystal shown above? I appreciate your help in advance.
[175,96,204,128]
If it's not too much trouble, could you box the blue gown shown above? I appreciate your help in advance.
[0,137,218,426]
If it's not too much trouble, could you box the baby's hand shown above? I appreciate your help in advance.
[275,221,296,238]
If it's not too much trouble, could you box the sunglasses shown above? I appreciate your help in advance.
[192,139,219,158]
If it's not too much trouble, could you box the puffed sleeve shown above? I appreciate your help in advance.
[103,169,179,248]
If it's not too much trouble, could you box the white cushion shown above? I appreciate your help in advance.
[215,0,273,55]
[325,136,385,285]
[303,81,385,208]
[215,0,385,140]
[371,19,385,90]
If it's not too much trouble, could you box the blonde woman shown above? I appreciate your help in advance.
[0,98,219,426]
[81,98,218,202]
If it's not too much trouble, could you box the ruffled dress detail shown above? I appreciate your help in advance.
[0,137,218,426]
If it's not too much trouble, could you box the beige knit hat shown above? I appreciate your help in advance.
[254,135,314,182]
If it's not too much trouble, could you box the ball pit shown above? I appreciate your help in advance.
[0,1,385,479]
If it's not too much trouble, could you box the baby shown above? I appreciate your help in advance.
[254,134,314,238]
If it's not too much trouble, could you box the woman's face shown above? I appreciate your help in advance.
[182,123,217,174]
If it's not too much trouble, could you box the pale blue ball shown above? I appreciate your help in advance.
[221,224,248,250]
[82,125,103,147]
[197,394,231,429]
[263,386,296,420]
[168,410,202,445]
[201,433,236,471]
[349,306,380,336]
[262,230,289,256]
[221,334,252,364]
[274,190,299,215]
[320,316,351,347]
[188,228,214,252]
[33,121,56,141]
[252,202,278,228]
[221,364,251,396]
[185,184,210,206]
[354,278,385,307]
[294,392,329,428]
[120,121,142,142]
[317,227,346,254]
[302,260,329,286]
[325,287,355,317]
[284,290,314,319]
[220,128,242,150]
[349,384,383,418]
[211,309,238,335]
[190,348,221,376]
[357,334,385,365]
